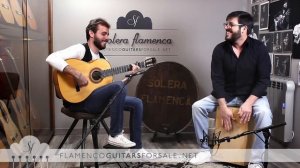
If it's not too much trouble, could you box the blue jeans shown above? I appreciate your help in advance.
[192,95,272,162]
[67,81,143,149]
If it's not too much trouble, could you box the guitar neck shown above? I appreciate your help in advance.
[102,61,145,77]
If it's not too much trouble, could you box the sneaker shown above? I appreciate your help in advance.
[189,150,211,165]
[108,133,136,148]
[248,162,264,168]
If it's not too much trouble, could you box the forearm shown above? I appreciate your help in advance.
[244,95,258,107]
[46,54,68,72]
[217,98,227,108]
[63,65,82,80]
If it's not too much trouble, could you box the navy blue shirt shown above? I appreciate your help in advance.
[211,37,271,102]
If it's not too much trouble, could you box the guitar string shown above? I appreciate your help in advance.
[102,61,147,77]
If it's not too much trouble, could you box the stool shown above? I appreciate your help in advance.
[212,107,254,166]
[57,107,110,168]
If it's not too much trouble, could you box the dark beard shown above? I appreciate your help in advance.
[225,29,241,43]
[94,37,106,50]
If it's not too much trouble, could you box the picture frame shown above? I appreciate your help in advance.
[273,32,282,53]
[259,32,273,52]
[249,25,259,39]
[259,1,269,30]
[251,0,263,4]
[268,0,291,31]
[292,23,300,58]
[252,5,259,23]
[282,30,293,53]
[273,54,291,77]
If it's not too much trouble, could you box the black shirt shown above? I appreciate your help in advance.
[211,37,271,102]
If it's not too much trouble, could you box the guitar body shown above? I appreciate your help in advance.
[0,0,15,24]
[54,57,156,103]
[10,94,31,136]
[54,59,113,103]
[9,0,24,27]
[0,100,22,145]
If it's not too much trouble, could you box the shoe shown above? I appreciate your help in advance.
[248,162,264,168]
[108,133,136,148]
[189,150,211,165]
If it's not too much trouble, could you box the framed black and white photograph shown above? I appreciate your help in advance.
[282,31,293,52]
[249,25,259,40]
[273,32,282,53]
[292,23,300,58]
[269,0,290,31]
[259,2,269,30]
[259,32,273,52]
[269,53,273,74]
[273,54,291,77]
[289,0,300,29]
[269,0,280,2]
[251,0,263,4]
[252,5,259,23]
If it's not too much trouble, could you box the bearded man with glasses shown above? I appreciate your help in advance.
[190,11,272,168]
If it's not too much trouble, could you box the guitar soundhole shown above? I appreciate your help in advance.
[90,68,103,83]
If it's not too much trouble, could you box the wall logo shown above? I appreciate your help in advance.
[8,136,50,164]
[117,10,152,29]
[103,10,178,57]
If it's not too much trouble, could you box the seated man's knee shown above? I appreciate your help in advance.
[192,100,206,115]
[253,107,273,125]
[113,81,124,88]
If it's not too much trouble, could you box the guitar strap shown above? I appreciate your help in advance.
[82,43,105,62]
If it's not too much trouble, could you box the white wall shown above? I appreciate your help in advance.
[52,0,248,131]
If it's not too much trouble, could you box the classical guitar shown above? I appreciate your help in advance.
[0,0,15,24]
[9,0,24,27]
[54,57,156,103]
[10,95,31,136]
[0,100,22,145]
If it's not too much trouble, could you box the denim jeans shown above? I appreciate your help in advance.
[67,81,143,149]
[192,95,272,162]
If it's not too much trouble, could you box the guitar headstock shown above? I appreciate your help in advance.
[144,57,156,68]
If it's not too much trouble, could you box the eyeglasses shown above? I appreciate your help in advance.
[223,22,244,28]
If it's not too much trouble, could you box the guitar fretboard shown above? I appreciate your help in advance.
[101,61,145,77]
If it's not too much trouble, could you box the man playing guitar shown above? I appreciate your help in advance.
[46,18,146,151]
[273,0,290,31]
